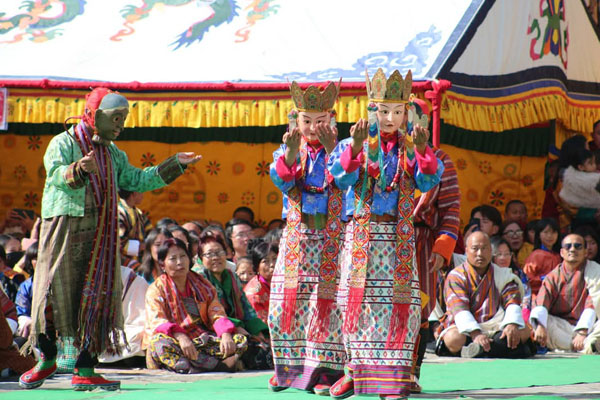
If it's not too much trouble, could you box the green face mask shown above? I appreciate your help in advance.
[93,93,129,142]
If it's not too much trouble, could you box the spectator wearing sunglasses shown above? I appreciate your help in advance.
[530,234,600,353]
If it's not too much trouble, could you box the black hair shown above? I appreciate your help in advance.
[504,199,525,214]
[233,206,255,223]
[470,205,502,229]
[533,218,561,252]
[140,227,173,282]
[490,236,519,273]
[0,245,5,264]
[224,218,254,248]
[249,240,279,273]
[0,234,17,249]
[118,189,133,200]
[23,242,38,276]
[168,225,192,253]
[570,147,594,169]
[558,134,587,169]
[157,238,192,265]
[155,217,178,230]
[574,226,599,261]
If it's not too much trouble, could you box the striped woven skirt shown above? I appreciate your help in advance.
[337,221,421,396]
[268,226,346,390]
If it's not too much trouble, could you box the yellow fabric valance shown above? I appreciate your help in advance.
[441,87,600,134]
[6,88,372,128]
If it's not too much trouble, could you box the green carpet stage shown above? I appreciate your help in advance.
[3,356,599,400]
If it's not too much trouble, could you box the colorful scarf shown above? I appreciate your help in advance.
[73,121,124,354]
[158,272,220,338]
[281,140,344,336]
[204,269,245,321]
[344,126,416,349]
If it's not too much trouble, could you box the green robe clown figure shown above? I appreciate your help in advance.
[19,88,202,391]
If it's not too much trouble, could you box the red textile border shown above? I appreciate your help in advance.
[0,79,445,93]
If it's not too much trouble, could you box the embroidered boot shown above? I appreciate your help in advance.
[268,374,288,392]
[71,368,120,391]
[329,374,354,399]
[19,355,57,389]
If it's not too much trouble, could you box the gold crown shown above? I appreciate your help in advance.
[289,79,340,112]
[366,68,412,103]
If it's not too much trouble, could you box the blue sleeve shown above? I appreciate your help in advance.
[15,278,32,317]
[414,157,444,193]
[328,138,360,191]
[269,144,295,193]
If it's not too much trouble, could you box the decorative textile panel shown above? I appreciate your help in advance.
[0,133,281,226]
[440,144,545,228]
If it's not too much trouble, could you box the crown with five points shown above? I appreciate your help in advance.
[366,68,412,103]
[289,79,341,112]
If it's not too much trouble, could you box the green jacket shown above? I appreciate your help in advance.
[41,128,185,218]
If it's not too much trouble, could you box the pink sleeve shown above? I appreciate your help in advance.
[340,144,364,173]
[155,322,186,336]
[415,145,438,175]
[213,317,236,336]
[275,155,297,182]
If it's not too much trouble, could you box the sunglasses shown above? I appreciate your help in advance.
[562,242,583,250]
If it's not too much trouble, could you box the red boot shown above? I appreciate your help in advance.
[71,368,120,391]
[19,359,57,389]
[268,374,287,392]
[313,383,331,396]
[329,374,354,399]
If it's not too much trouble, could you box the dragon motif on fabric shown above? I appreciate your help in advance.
[528,0,569,68]
[0,0,85,43]
[234,0,279,43]
[111,0,240,49]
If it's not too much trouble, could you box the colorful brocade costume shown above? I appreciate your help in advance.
[327,69,444,397]
[268,80,347,391]
[269,141,348,389]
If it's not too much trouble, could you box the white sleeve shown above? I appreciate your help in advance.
[530,305,549,328]
[574,308,597,332]
[455,310,481,334]
[500,304,525,329]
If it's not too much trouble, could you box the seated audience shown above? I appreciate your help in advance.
[531,234,600,353]
[575,226,600,263]
[525,219,539,245]
[168,225,192,252]
[118,189,151,262]
[501,220,532,267]
[15,242,37,341]
[99,265,149,364]
[0,246,23,303]
[139,228,173,284]
[182,221,205,237]
[504,200,528,226]
[523,218,562,297]
[491,237,532,322]
[145,238,247,373]
[266,219,285,232]
[235,256,255,286]
[233,207,255,224]
[202,224,234,261]
[0,307,35,376]
[225,219,254,262]
[198,235,272,370]
[470,205,503,237]
[436,232,533,359]
[244,240,278,324]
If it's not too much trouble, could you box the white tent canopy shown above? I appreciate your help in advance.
[0,0,479,83]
